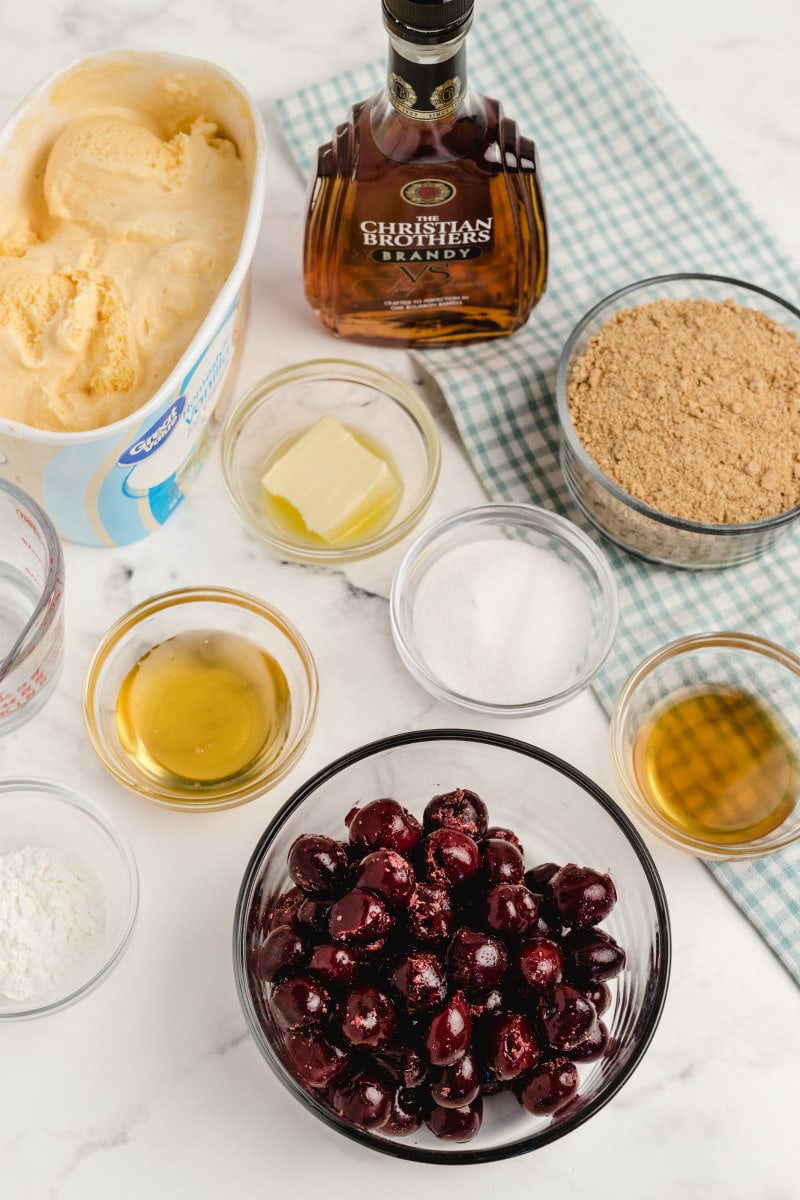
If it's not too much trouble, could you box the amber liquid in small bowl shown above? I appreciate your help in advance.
[633,686,798,846]
[115,628,291,793]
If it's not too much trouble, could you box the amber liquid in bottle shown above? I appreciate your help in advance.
[303,12,547,346]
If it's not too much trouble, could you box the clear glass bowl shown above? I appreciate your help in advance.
[611,632,800,859]
[390,504,619,716]
[233,730,671,1164]
[0,478,65,734]
[556,274,800,569]
[82,586,318,812]
[221,359,441,563]
[0,778,138,1020]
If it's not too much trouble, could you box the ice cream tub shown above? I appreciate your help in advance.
[0,51,266,546]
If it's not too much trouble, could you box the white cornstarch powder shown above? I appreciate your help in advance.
[0,846,105,1002]
[411,538,593,704]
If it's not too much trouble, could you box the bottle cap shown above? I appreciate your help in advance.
[382,0,474,44]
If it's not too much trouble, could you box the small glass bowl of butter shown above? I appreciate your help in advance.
[220,359,441,562]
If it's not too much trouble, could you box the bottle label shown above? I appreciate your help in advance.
[360,199,493,267]
[387,45,466,121]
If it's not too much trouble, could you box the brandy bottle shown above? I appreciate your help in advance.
[303,0,548,347]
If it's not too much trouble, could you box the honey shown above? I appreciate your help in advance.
[115,629,291,793]
[634,686,798,845]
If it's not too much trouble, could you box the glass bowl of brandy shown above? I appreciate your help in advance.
[234,729,671,1163]
[220,359,441,564]
[611,632,800,859]
[82,587,319,812]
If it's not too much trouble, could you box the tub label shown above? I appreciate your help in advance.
[117,396,186,466]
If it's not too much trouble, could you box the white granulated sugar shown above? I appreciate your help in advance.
[412,538,592,704]
[0,845,105,1002]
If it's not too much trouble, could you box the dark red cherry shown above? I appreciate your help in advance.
[265,886,303,933]
[352,936,389,960]
[376,1041,429,1088]
[486,1011,542,1080]
[482,838,524,884]
[447,927,507,996]
[467,987,505,1023]
[518,936,565,992]
[423,788,488,839]
[515,1055,578,1114]
[332,1069,392,1130]
[346,799,422,855]
[288,834,349,898]
[407,883,453,944]
[296,897,332,936]
[340,982,396,1049]
[422,828,481,889]
[430,1049,480,1108]
[270,974,331,1031]
[568,1018,609,1062]
[307,943,358,990]
[390,950,447,1011]
[284,1030,349,1089]
[426,990,472,1066]
[563,927,626,982]
[384,1086,429,1136]
[485,826,523,853]
[256,925,308,984]
[482,882,538,935]
[427,1096,483,1141]
[524,862,560,892]
[583,980,612,1016]
[540,983,598,1052]
[530,898,563,939]
[355,848,416,909]
[548,863,617,927]
[329,887,394,944]
[479,1064,507,1096]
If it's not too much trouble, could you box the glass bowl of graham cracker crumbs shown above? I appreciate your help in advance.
[556,274,800,569]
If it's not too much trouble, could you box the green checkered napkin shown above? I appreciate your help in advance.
[276,0,800,983]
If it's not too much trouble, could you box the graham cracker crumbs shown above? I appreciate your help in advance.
[566,297,800,524]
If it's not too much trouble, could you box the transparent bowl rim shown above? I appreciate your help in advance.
[0,775,139,1020]
[220,357,442,563]
[0,478,64,679]
[232,727,672,1165]
[610,629,800,859]
[81,585,319,811]
[555,272,800,536]
[389,502,620,716]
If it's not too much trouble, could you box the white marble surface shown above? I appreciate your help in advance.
[1,1,799,1197]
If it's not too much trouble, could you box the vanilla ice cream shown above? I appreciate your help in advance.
[0,84,250,432]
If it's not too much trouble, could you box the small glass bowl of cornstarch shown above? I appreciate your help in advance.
[0,778,138,1019]
[390,504,619,716]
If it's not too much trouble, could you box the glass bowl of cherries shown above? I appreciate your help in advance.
[233,730,671,1163]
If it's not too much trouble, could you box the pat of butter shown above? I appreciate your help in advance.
[262,416,401,545]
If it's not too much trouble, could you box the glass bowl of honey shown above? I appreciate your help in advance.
[82,587,319,811]
[610,632,800,859]
[220,359,441,564]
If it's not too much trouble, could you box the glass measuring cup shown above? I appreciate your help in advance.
[0,480,65,734]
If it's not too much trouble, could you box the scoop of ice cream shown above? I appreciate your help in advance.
[0,87,249,432]
[44,113,245,242]
[0,254,140,431]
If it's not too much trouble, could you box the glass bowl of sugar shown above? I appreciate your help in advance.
[390,504,619,717]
